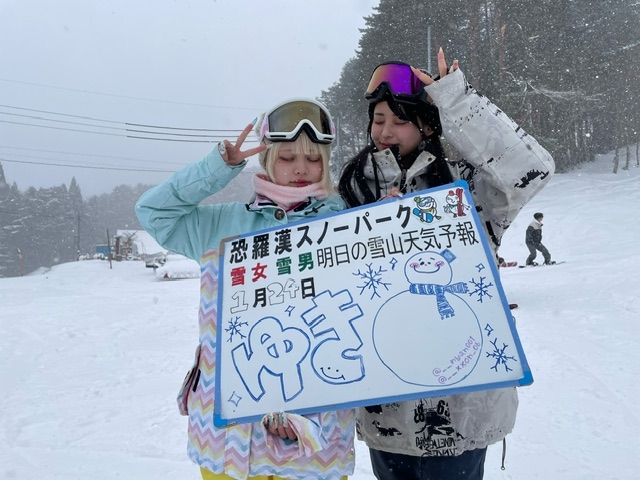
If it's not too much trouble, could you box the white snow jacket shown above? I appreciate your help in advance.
[351,68,555,457]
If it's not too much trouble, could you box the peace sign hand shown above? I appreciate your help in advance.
[219,122,268,166]
[410,47,459,86]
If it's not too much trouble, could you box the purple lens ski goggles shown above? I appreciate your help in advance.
[365,61,427,103]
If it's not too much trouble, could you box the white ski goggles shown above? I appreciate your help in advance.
[259,98,336,144]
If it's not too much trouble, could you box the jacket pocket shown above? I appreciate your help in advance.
[176,344,201,416]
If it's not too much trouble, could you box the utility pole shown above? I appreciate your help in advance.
[106,229,113,269]
[16,248,24,276]
[76,213,81,260]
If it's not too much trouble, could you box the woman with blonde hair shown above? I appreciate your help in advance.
[137,98,354,480]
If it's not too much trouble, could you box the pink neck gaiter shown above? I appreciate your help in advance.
[252,174,329,210]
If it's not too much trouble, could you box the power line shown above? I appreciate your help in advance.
[0,119,258,143]
[0,148,186,167]
[0,111,230,138]
[0,77,262,111]
[0,119,131,139]
[0,144,179,164]
[0,157,176,173]
[0,152,181,170]
[0,104,249,132]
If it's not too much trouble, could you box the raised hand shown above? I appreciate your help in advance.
[410,47,459,86]
[219,121,268,166]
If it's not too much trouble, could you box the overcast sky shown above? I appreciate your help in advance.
[0,0,380,196]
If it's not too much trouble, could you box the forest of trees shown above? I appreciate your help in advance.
[319,0,640,175]
[2,0,639,278]
[0,163,256,278]
[0,162,149,278]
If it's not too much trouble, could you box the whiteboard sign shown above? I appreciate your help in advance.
[214,181,532,427]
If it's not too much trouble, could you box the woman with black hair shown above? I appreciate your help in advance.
[338,81,452,206]
[338,48,555,480]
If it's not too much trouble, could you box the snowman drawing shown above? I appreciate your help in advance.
[412,195,441,223]
[372,250,483,386]
[443,188,470,218]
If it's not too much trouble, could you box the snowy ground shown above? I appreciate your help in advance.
[1,153,639,479]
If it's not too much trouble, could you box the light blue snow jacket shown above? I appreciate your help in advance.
[135,151,354,480]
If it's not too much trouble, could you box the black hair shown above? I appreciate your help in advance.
[338,92,453,207]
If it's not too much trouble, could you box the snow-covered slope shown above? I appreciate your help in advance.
[1,154,638,479]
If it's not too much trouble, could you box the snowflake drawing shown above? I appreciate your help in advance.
[468,276,494,303]
[225,316,248,342]
[484,323,494,337]
[353,263,391,299]
[389,258,398,271]
[486,338,517,372]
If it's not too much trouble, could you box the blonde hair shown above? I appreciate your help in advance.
[255,112,335,194]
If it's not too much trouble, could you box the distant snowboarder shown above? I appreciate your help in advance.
[525,212,554,265]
